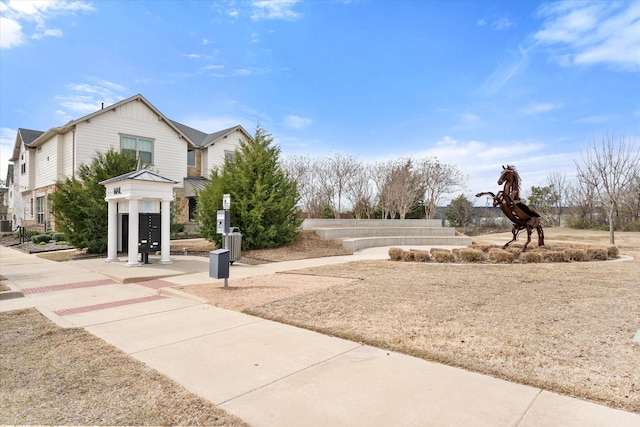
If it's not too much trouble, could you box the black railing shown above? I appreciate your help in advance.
[16,222,50,243]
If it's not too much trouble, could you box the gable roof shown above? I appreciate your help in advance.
[170,121,250,148]
[10,128,45,161]
[100,169,178,185]
[9,94,250,163]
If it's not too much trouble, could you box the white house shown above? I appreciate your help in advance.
[7,94,250,229]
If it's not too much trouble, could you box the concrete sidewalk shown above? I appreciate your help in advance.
[1,245,638,426]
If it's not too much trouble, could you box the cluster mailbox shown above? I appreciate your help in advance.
[138,213,160,264]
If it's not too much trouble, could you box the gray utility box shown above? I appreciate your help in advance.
[223,227,242,264]
[209,249,230,279]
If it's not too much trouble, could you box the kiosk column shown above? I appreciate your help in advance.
[106,200,118,262]
[159,199,172,264]
[127,198,141,267]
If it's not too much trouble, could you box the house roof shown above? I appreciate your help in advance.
[10,128,45,161]
[170,121,250,148]
[9,94,250,163]
[100,169,178,185]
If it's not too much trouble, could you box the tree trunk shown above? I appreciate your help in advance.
[608,204,615,245]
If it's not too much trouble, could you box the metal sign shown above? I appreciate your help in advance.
[223,193,231,210]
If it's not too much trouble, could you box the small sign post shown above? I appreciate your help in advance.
[223,193,231,210]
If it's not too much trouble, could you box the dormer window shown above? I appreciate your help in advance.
[121,135,154,165]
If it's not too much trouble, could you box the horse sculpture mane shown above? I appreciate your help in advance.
[476,165,545,251]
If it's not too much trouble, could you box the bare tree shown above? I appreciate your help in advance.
[370,159,423,219]
[371,161,394,219]
[575,135,640,244]
[546,171,569,226]
[281,155,324,218]
[417,157,465,219]
[345,163,375,219]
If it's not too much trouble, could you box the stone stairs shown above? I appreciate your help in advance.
[302,219,472,252]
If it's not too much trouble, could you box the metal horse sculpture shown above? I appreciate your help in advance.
[476,165,545,251]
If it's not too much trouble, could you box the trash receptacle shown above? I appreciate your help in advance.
[209,249,229,279]
[223,227,242,264]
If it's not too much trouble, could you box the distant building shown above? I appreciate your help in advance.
[6,94,250,229]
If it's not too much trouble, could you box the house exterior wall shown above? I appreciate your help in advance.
[7,96,245,230]
[34,135,58,188]
[74,100,188,185]
[204,129,245,176]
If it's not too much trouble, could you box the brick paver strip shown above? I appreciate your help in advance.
[137,279,175,289]
[54,295,167,316]
[22,279,118,295]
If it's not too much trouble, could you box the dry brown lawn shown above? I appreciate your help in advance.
[184,228,640,414]
[0,309,248,426]
[6,227,640,419]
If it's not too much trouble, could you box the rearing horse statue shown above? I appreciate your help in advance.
[475,165,544,251]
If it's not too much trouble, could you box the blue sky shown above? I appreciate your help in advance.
[1,0,639,201]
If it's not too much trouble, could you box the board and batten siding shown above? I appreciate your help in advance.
[34,134,59,189]
[204,129,245,177]
[73,99,188,185]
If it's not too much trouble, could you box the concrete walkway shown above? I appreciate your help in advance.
[1,245,638,426]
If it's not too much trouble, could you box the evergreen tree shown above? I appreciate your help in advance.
[196,126,302,249]
[446,194,474,227]
[51,149,137,253]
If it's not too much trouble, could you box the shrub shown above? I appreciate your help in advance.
[586,248,608,261]
[411,250,431,262]
[388,247,404,261]
[543,251,569,262]
[31,234,52,244]
[432,250,455,263]
[51,232,66,241]
[488,248,515,263]
[607,245,619,258]
[401,251,415,262]
[520,252,543,263]
[566,249,587,262]
[471,243,495,253]
[459,248,484,262]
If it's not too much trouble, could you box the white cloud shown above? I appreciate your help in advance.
[55,81,128,118]
[534,1,640,71]
[0,127,17,181]
[521,102,560,115]
[0,16,23,48]
[0,0,94,49]
[463,113,481,123]
[405,136,578,201]
[283,114,312,129]
[480,45,530,95]
[492,17,513,30]
[251,0,301,21]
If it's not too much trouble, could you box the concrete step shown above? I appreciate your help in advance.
[315,227,455,239]
[303,219,443,228]
[342,235,473,252]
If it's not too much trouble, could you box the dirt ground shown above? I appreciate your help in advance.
[180,228,640,414]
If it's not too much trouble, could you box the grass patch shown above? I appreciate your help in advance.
[0,309,247,426]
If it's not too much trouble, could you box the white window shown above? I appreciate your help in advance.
[20,153,26,174]
[36,196,45,224]
[121,135,154,165]
[187,148,195,166]
[225,150,236,162]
